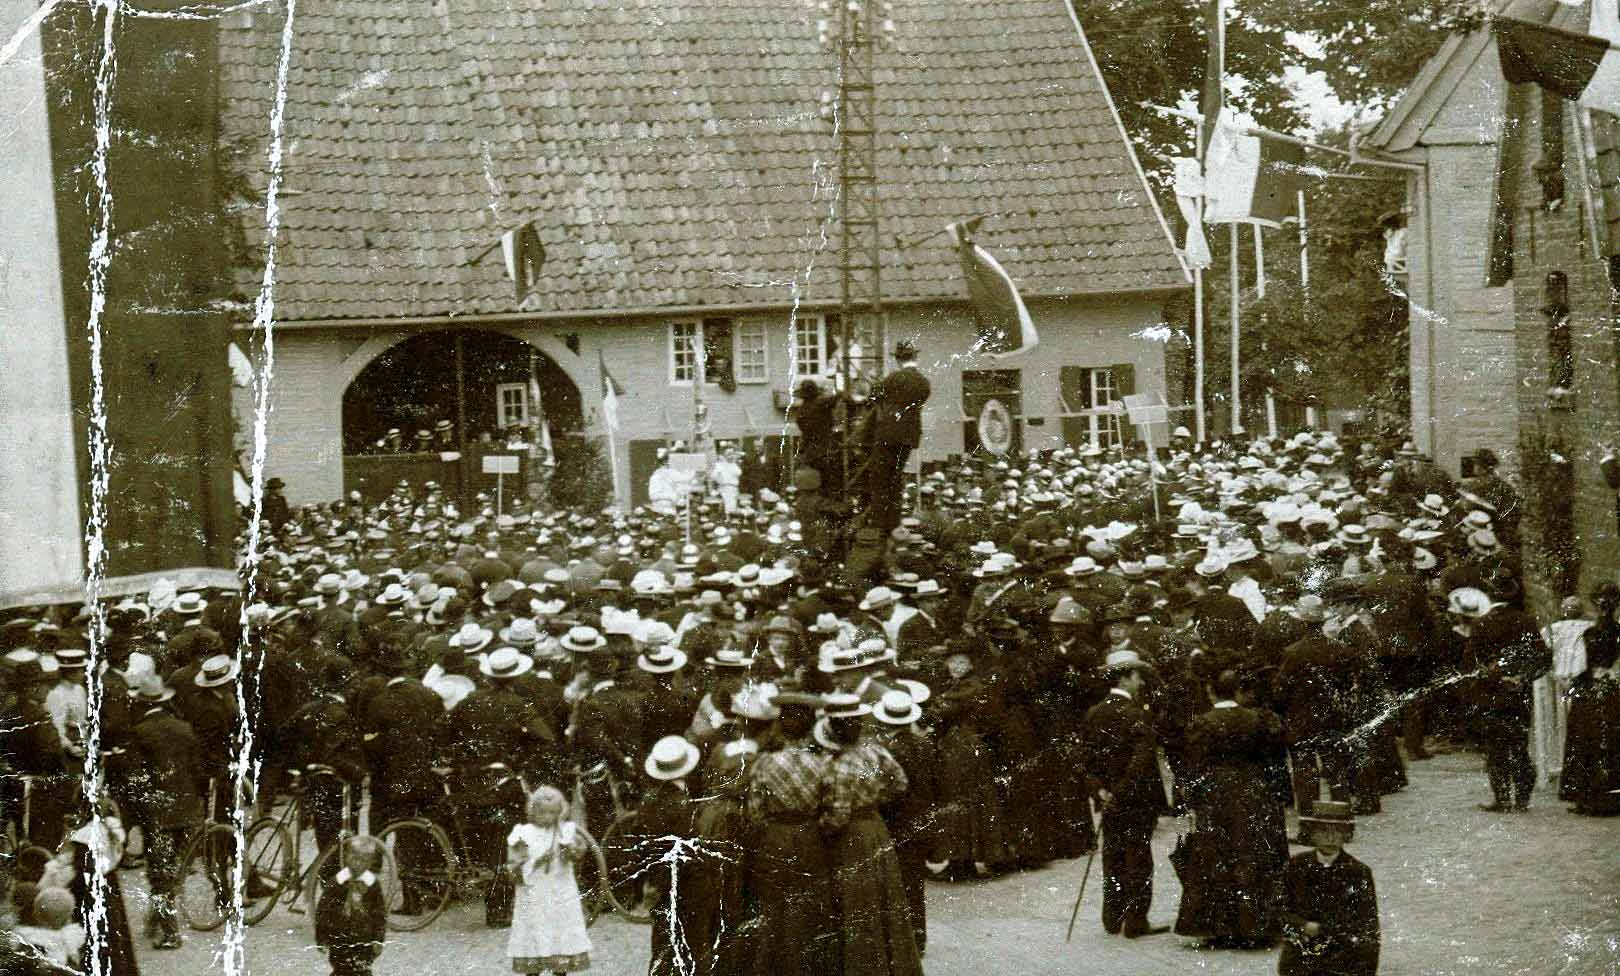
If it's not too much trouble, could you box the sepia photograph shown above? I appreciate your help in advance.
[1,0,1618,973]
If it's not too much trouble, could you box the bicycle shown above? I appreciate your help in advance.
[174,777,241,932]
[235,764,360,926]
[376,762,648,931]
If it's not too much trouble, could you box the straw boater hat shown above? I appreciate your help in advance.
[129,670,176,703]
[858,586,900,612]
[1468,528,1502,555]
[1298,798,1356,842]
[873,688,922,726]
[450,623,495,653]
[195,654,240,688]
[54,649,88,671]
[1336,524,1373,547]
[499,618,542,647]
[172,592,207,616]
[645,735,701,781]
[912,579,944,597]
[1412,546,1438,571]
[561,625,608,653]
[705,647,756,669]
[480,646,534,679]
[637,642,688,674]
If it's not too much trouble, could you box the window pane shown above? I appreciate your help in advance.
[672,322,697,382]
[737,322,767,383]
[703,318,734,386]
[793,316,824,376]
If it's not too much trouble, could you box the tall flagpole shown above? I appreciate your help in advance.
[1193,117,1208,445]
[1229,221,1242,436]
[1297,188,1317,429]
[1256,224,1277,438]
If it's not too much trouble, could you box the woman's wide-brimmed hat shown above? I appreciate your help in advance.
[637,644,688,674]
[644,735,701,781]
[1447,586,1498,619]
[451,623,495,653]
[499,617,542,647]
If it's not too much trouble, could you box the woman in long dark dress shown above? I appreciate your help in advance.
[927,643,1011,872]
[1561,586,1620,815]
[816,705,923,976]
[685,688,769,976]
[1174,669,1289,948]
[741,697,837,976]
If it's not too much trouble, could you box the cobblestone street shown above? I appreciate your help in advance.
[128,752,1620,976]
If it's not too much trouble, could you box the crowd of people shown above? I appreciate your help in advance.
[2,407,1601,976]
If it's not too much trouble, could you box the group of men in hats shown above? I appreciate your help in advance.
[0,417,1557,976]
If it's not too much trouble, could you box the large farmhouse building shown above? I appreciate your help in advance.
[219,0,1189,506]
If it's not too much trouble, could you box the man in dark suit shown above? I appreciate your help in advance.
[358,640,448,915]
[865,340,931,534]
[1452,587,1549,811]
[126,678,205,950]
[1081,649,1170,938]
[1275,599,1356,813]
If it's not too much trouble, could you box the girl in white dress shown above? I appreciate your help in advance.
[506,786,592,974]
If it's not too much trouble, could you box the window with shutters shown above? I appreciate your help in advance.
[1058,365,1134,449]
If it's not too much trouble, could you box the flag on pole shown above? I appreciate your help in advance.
[1203,123,1307,227]
[500,221,546,298]
[1200,0,1225,150]
[1173,157,1213,270]
[948,220,1039,358]
[599,349,624,432]
[1495,0,1620,116]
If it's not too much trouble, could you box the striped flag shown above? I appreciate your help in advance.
[500,221,546,298]
[1495,0,1620,116]
[948,220,1039,358]
[599,349,624,432]
[1203,123,1306,227]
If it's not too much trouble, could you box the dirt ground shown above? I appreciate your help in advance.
[123,751,1620,975]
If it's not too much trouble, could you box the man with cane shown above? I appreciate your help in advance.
[1075,647,1171,939]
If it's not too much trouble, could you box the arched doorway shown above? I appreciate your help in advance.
[340,329,583,503]
[343,330,582,453]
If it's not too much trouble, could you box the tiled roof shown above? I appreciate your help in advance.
[218,0,1187,322]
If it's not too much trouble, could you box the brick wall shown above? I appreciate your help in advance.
[242,292,1174,507]
[1508,89,1620,620]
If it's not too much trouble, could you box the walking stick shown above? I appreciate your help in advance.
[1064,821,1101,943]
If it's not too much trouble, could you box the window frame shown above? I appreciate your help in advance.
[792,315,826,378]
[494,382,528,428]
[669,320,702,386]
[735,320,768,384]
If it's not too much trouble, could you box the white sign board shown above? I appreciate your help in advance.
[1121,393,1169,427]
[482,455,521,475]
[669,452,709,474]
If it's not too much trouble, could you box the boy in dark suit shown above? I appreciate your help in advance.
[1278,801,1379,976]
[315,835,388,976]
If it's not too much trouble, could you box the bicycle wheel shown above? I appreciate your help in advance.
[177,823,240,932]
[302,841,341,926]
[241,818,294,926]
[589,818,652,924]
[376,819,455,931]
